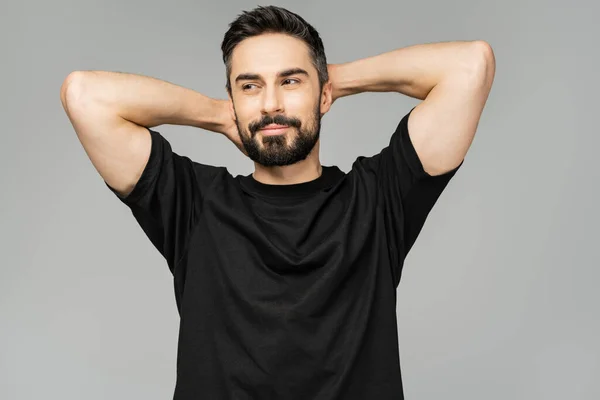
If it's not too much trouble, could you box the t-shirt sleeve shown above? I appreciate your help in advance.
[104,127,223,274]
[357,107,463,286]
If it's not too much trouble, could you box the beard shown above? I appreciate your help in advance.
[234,99,322,167]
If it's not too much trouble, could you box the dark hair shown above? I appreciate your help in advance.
[221,5,328,95]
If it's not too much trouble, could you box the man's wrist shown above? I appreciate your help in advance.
[328,61,370,101]
[191,97,228,134]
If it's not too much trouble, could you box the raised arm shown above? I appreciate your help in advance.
[59,71,237,197]
[329,40,496,176]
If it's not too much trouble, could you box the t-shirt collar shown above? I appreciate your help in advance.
[238,165,344,197]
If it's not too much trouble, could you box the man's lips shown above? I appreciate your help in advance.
[259,124,289,135]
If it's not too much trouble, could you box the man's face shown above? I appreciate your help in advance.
[228,33,332,167]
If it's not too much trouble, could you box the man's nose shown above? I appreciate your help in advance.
[260,86,284,114]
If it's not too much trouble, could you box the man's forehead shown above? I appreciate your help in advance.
[230,34,312,74]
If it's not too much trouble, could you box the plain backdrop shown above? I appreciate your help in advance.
[1,0,598,399]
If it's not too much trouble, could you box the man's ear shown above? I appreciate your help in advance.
[320,80,333,116]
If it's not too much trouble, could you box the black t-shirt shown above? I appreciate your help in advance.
[106,107,462,399]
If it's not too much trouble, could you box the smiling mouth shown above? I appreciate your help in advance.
[259,126,289,135]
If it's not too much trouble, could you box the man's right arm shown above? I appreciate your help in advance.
[59,70,229,197]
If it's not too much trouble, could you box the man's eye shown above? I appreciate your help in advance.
[242,80,298,90]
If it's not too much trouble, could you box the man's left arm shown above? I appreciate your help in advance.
[328,40,496,176]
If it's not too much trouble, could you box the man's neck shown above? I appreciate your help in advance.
[252,152,322,185]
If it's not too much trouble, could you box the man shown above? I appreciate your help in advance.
[60,5,494,399]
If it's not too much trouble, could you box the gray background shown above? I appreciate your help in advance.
[1,0,598,399]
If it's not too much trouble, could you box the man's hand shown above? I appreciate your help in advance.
[327,64,341,105]
[215,99,247,156]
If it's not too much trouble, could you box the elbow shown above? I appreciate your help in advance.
[470,41,496,78]
[451,41,495,87]
[448,41,495,83]
[60,71,78,107]
[60,71,89,111]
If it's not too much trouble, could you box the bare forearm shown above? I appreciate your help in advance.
[66,70,226,131]
[331,40,489,101]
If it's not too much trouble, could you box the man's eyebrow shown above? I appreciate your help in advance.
[234,68,309,83]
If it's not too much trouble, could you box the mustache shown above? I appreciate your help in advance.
[249,114,302,135]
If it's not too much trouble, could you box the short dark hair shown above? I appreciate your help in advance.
[221,5,329,95]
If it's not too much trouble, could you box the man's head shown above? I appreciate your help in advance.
[221,6,332,167]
